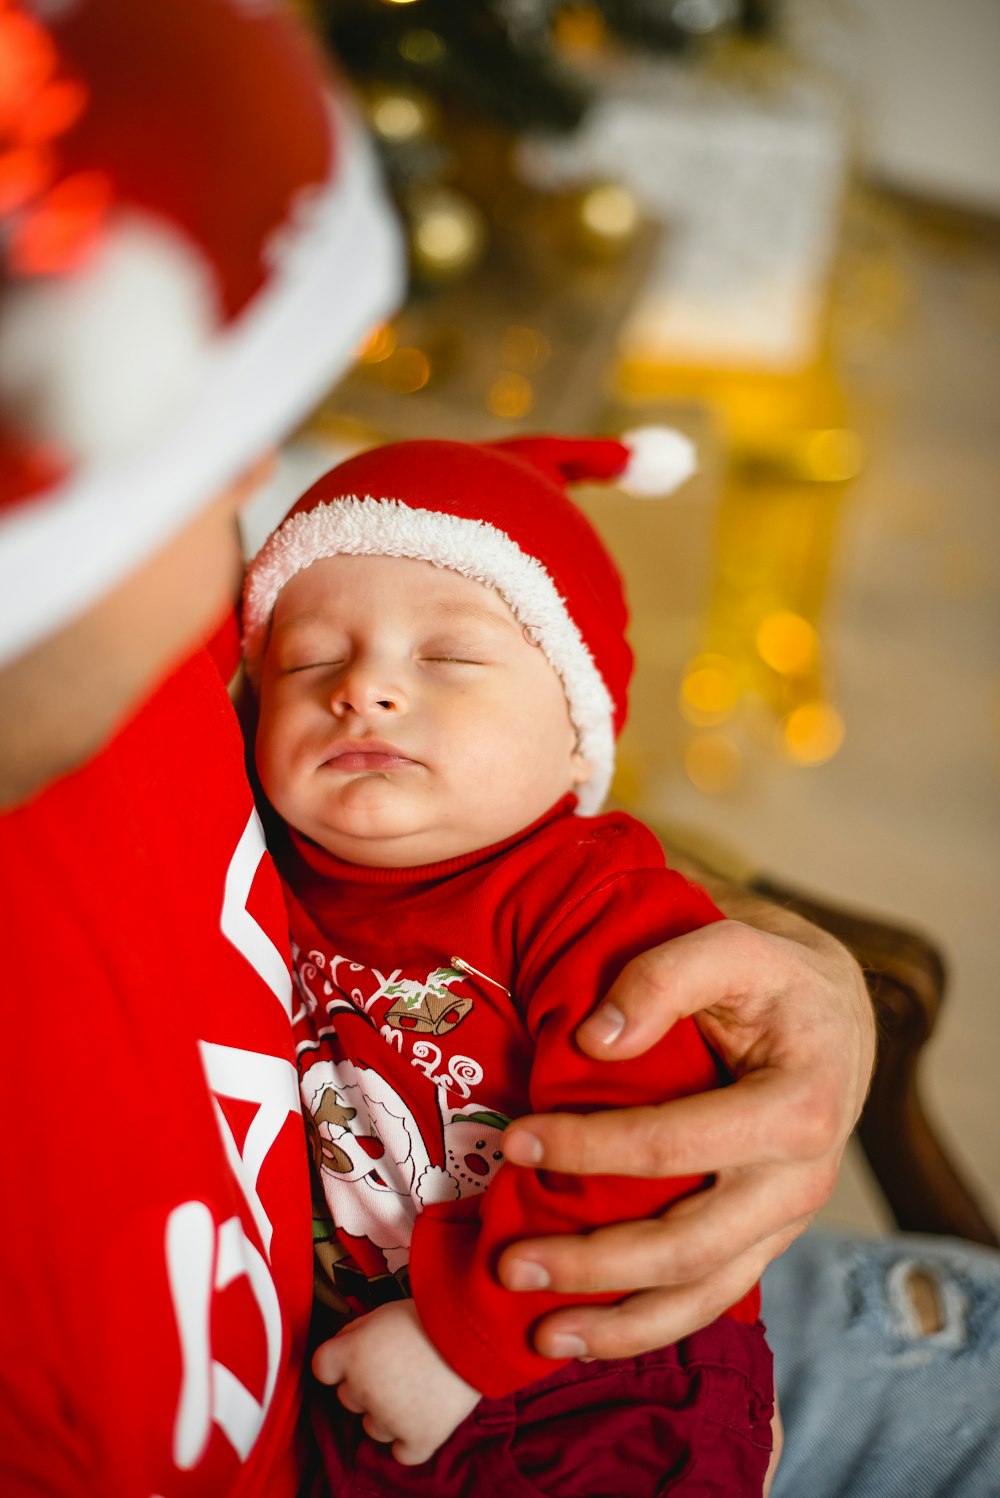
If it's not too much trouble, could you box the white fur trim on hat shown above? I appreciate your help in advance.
[619,425,697,497]
[243,497,617,815]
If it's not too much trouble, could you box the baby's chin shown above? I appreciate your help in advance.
[311,823,479,868]
[303,777,579,867]
[304,797,478,867]
[307,800,540,867]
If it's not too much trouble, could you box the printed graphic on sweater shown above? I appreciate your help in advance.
[292,944,510,1308]
[382,968,473,1036]
[294,945,477,1037]
[301,1057,508,1303]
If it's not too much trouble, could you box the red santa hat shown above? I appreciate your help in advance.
[242,428,696,814]
[0,0,403,667]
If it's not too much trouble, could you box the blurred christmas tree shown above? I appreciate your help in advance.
[311,0,777,287]
[300,3,864,797]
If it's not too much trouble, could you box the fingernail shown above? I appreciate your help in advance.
[580,1003,625,1047]
[503,1128,543,1165]
[548,1332,589,1359]
[505,1259,551,1291]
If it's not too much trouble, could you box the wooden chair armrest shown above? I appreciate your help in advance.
[753,877,999,1247]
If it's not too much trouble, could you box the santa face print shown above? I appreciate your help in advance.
[256,553,590,866]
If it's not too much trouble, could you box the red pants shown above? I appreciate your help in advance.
[312,1316,773,1497]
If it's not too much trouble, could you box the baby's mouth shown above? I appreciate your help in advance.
[322,741,420,773]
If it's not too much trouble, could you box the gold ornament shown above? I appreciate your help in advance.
[553,5,609,58]
[407,186,487,283]
[367,87,435,146]
[560,181,641,261]
[397,29,446,66]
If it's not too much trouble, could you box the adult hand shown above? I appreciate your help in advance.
[312,1300,480,1466]
[497,913,875,1361]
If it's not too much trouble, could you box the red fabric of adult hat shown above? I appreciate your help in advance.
[13,0,330,310]
[0,0,403,667]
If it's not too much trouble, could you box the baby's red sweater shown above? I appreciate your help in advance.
[279,795,759,1400]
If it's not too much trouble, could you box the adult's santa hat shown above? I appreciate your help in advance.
[0,0,403,668]
[242,428,696,815]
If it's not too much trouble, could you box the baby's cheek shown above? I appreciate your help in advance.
[255,727,297,811]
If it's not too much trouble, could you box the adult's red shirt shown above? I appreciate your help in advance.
[0,639,312,1497]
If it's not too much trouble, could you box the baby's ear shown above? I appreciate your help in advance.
[570,750,592,787]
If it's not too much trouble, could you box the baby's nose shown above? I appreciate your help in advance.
[330,692,398,718]
[329,664,404,717]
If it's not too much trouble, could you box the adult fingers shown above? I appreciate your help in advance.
[530,1223,800,1361]
[503,1067,836,1180]
[497,1160,826,1298]
[573,921,785,1061]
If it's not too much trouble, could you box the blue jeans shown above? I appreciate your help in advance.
[763,1231,1000,1498]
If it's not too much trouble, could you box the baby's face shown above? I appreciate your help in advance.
[255,553,590,866]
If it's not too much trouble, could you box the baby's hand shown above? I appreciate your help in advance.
[312,1300,481,1466]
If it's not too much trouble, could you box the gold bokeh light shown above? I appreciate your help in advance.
[398,29,445,64]
[369,90,431,145]
[679,655,740,726]
[380,346,431,394]
[755,611,818,675]
[356,322,397,364]
[410,190,485,279]
[803,428,865,483]
[781,702,845,764]
[685,733,743,794]
[499,325,551,373]
[580,183,640,242]
[487,371,534,420]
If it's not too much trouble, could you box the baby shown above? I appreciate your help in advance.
[242,432,775,1497]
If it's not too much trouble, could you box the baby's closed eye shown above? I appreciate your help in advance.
[419,640,493,666]
[284,658,345,673]
[272,627,349,675]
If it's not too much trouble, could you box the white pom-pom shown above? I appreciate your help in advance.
[619,425,697,497]
[415,1164,460,1205]
[0,214,219,465]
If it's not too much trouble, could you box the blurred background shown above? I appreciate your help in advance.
[244,0,1000,1238]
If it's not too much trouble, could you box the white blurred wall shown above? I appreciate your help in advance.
[841,0,1000,212]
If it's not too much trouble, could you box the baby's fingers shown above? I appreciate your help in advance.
[312,1336,349,1386]
[392,1433,438,1467]
[362,1415,396,1445]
